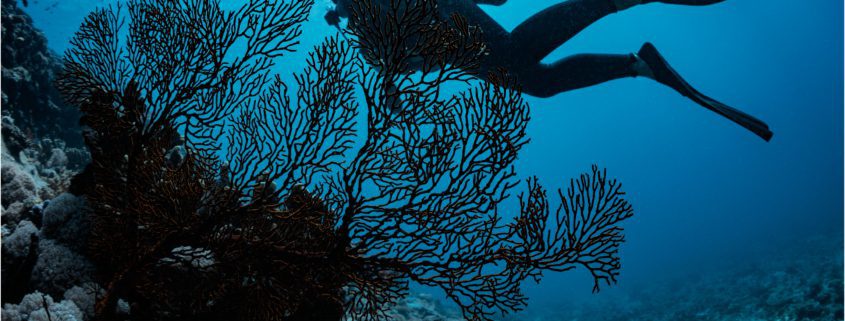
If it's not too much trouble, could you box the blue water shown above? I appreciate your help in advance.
[23,0,843,318]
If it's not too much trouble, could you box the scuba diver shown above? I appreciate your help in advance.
[325,0,773,141]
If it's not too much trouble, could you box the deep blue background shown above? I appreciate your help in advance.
[25,0,843,316]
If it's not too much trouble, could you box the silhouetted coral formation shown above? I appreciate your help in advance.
[49,0,635,320]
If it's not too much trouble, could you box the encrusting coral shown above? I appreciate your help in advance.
[53,0,636,320]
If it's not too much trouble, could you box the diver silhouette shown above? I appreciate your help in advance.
[326,0,773,141]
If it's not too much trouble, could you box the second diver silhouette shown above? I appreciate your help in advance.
[326,0,774,141]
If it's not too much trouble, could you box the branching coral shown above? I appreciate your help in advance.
[59,0,311,158]
[57,0,318,319]
[56,0,636,320]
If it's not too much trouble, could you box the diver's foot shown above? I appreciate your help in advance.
[636,42,773,141]
[636,43,688,94]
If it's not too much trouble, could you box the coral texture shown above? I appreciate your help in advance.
[1,160,39,208]
[1,0,82,146]
[2,219,38,259]
[30,238,96,297]
[40,192,90,251]
[62,283,100,319]
[1,291,84,321]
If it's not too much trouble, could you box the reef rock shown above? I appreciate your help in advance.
[1,0,82,146]
[1,113,31,157]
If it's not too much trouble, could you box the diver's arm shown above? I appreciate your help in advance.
[474,0,507,6]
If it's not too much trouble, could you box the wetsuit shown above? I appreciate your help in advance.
[328,0,773,141]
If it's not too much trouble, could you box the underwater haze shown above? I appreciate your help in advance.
[18,0,844,319]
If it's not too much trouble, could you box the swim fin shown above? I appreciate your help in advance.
[637,42,773,142]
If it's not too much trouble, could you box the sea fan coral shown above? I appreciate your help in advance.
[55,0,635,320]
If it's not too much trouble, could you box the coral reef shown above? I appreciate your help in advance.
[1,16,95,310]
[1,192,96,307]
[1,0,82,146]
[1,102,92,305]
[0,133,89,286]
[1,127,88,209]
[2,113,31,156]
[1,171,99,316]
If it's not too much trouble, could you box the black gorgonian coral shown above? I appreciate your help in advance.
[56,0,635,320]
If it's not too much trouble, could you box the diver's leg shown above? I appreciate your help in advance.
[516,46,772,141]
[509,0,726,63]
[509,0,619,63]
[516,53,640,97]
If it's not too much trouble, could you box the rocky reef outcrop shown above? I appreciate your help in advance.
[1,0,82,147]
[1,0,90,224]
[1,1,95,318]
